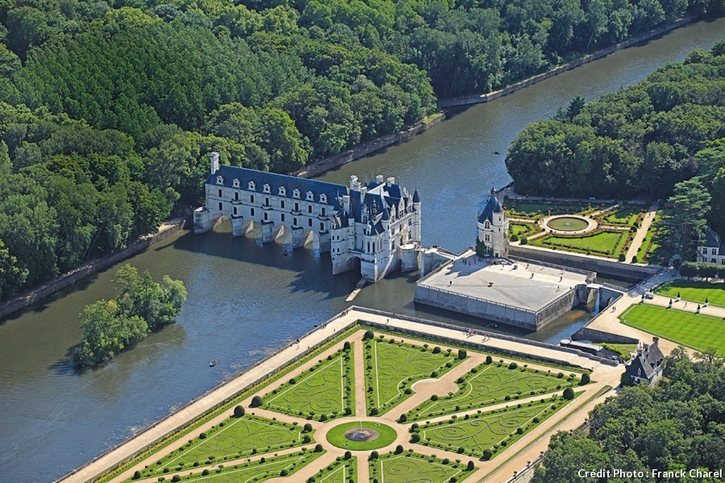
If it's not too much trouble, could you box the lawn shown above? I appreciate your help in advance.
[655,280,725,307]
[134,415,309,479]
[406,361,579,421]
[538,231,624,257]
[317,456,357,483]
[156,449,324,482]
[620,304,725,354]
[326,421,398,450]
[602,206,641,226]
[370,452,471,483]
[510,222,538,237]
[263,347,354,419]
[365,336,460,415]
[415,393,578,460]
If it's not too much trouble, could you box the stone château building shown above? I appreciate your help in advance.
[477,186,508,258]
[194,153,421,282]
[698,227,725,264]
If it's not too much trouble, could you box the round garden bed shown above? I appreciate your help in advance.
[326,421,397,450]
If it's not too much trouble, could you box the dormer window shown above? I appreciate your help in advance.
[278,186,286,196]
[292,189,300,198]
[484,221,490,229]
[216,176,224,185]
[248,181,256,190]
[320,194,327,204]
[306,191,314,201]
[263,184,271,193]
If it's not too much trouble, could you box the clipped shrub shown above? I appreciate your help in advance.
[250,395,263,407]
[517,427,523,434]
[199,432,207,439]
[280,469,288,476]
[563,388,575,400]
[520,237,528,245]
[345,451,352,459]
[133,471,141,480]
[289,377,297,384]
[430,371,439,378]
[399,413,407,423]
[485,355,492,364]
[319,414,327,422]
[411,433,421,443]
[202,469,210,476]
[369,451,379,460]
[467,461,475,471]
[304,423,313,432]
[303,434,311,443]
[404,388,413,395]
[234,405,245,418]
[315,444,323,452]
[431,395,439,401]
[508,362,518,370]
[618,253,626,261]
[557,372,564,379]
[442,458,450,464]
[363,330,375,340]
[172,476,181,482]
[369,408,379,416]
[458,349,467,359]
[511,234,519,242]
[432,346,441,354]
[343,341,351,351]
[580,373,590,385]
[395,445,404,454]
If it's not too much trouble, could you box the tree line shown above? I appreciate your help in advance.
[532,349,725,483]
[0,0,721,301]
[506,43,725,260]
[74,265,187,367]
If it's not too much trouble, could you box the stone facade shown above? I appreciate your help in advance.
[194,153,421,282]
[477,187,508,258]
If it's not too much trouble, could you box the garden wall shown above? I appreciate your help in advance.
[572,327,639,345]
[509,245,660,281]
[0,218,187,322]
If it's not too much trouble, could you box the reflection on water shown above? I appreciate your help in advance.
[1,18,724,482]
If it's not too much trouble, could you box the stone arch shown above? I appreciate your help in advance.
[302,229,319,249]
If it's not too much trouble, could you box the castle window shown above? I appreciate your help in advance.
[320,194,327,203]
[248,181,255,190]
[233,207,238,215]
[484,221,490,229]
[308,219,312,227]
[216,176,223,185]
[218,189,222,197]
[251,208,255,216]
[306,191,314,201]
[280,200,285,209]
[485,234,490,242]
[264,212,268,220]
[233,178,240,188]
[218,202,222,210]
[294,202,299,212]
[322,208,326,217]
[265,197,270,207]
[281,214,286,222]
[713,258,717,263]
[263,184,270,193]
[234,192,239,201]
[713,248,717,255]
[293,189,300,198]
[294,217,298,226]
[279,186,286,196]
[703,248,708,254]
[308,205,312,214]
[250,195,255,203]
[320,222,324,230]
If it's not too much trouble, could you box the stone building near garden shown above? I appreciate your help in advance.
[697,227,725,264]
[477,186,509,258]
[624,337,665,386]
[194,153,422,282]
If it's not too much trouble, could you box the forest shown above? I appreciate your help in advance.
[0,0,722,301]
[532,349,725,483]
[505,43,725,259]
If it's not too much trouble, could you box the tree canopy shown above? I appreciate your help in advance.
[532,349,725,483]
[73,265,187,367]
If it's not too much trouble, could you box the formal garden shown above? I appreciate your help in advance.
[104,325,595,483]
[405,360,582,421]
[620,304,725,354]
[503,199,660,261]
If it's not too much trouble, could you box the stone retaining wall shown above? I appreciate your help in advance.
[509,245,660,281]
[0,219,187,322]
[291,113,445,179]
[572,327,639,345]
[439,18,692,108]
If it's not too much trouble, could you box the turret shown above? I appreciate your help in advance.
[210,151,220,174]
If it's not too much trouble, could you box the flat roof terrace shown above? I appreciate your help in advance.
[418,249,590,315]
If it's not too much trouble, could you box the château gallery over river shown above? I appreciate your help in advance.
[0,18,724,482]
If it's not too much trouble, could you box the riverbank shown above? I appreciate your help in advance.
[292,112,445,179]
[439,17,693,108]
[0,218,187,322]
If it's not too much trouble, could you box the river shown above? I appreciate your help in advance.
[1,18,724,482]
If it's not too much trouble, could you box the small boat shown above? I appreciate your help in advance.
[492,150,500,155]
[209,360,217,367]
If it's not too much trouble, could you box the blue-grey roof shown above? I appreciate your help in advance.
[478,189,502,224]
[703,227,721,248]
[207,166,348,206]
[413,190,420,203]
[625,340,664,381]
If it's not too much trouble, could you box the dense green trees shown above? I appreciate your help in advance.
[74,265,187,367]
[532,349,725,483]
[507,42,725,259]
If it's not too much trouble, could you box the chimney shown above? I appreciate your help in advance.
[350,175,360,191]
[652,336,659,346]
[376,174,384,184]
[210,152,220,174]
[386,176,395,187]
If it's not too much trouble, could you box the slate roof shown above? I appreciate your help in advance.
[478,188,502,224]
[625,338,665,382]
[207,165,347,206]
[702,227,722,249]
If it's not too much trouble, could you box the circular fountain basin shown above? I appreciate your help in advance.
[546,216,590,232]
[326,421,397,450]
